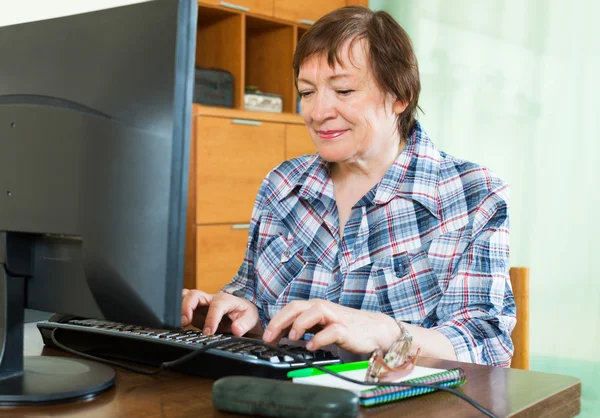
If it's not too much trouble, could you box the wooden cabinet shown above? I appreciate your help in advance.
[187,110,309,291]
[196,116,284,224]
[273,0,347,24]
[196,224,251,293]
[285,124,315,159]
[185,0,368,291]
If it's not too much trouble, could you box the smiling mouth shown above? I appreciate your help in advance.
[317,130,348,140]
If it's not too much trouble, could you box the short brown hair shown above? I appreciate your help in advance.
[293,6,421,139]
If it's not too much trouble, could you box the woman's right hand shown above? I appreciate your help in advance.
[181,289,260,337]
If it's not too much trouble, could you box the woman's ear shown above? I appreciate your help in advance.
[392,100,408,115]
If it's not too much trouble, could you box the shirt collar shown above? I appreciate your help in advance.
[275,121,441,218]
[295,155,333,202]
[373,121,441,218]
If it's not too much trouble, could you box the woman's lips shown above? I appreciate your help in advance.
[318,130,348,140]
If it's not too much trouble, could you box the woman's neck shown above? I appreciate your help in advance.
[330,137,407,186]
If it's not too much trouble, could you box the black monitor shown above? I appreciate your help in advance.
[0,0,197,405]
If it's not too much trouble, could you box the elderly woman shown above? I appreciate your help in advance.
[181,6,515,367]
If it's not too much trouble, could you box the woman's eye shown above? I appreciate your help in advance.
[336,90,354,96]
[299,91,313,98]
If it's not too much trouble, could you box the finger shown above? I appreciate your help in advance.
[287,307,332,341]
[203,295,240,335]
[230,312,258,337]
[264,325,292,346]
[263,301,311,343]
[306,323,347,351]
[181,290,212,326]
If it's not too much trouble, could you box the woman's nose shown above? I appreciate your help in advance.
[309,92,337,122]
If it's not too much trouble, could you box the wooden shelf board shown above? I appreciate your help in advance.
[193,104,305,124]
[198,1,313,27]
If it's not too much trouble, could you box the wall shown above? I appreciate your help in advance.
[0,0,150,27]
[370,0,600,415]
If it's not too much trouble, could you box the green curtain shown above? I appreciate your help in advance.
[370,1,600,416]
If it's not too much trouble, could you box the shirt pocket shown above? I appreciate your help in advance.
[255,235,307,307]
[373,251,442,324]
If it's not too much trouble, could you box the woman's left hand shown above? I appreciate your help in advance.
[262,299,400,354]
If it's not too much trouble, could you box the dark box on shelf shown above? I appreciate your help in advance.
[193,68,234,108]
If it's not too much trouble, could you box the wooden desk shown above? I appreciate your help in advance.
[0,323,581,418]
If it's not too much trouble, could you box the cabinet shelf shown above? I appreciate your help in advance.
[193,104,304,124]
[246,16,295,113]
[195,2,322,114]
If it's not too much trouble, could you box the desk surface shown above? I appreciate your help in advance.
[0,323,581,418]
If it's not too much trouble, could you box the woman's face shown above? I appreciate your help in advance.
[297,40,403,165]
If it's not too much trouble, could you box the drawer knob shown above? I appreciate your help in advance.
[232,119,262,126]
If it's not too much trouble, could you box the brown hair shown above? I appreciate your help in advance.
[293,6,421,139]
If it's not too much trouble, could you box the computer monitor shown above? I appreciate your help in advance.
[0,0,197,405]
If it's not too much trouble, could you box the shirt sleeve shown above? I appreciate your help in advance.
[432,184,516,367]
[219,177,268,305]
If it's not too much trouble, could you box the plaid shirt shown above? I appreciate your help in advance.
[222,121,516,367]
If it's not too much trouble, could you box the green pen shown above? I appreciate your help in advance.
[287,361,370,378]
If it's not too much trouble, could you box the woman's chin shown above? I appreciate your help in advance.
[316,147,354,163]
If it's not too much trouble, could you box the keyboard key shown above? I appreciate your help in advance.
[249,347,269,356]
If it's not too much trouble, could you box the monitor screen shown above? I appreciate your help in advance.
[0,0,197,405]
[0,0,196,330]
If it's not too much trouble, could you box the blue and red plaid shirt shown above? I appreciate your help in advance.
[222,121,516,367]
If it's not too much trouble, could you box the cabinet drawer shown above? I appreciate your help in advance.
[195,116,284,224]
[274,0,346,24]
[285,124,315,159]
[196,224,250,293]
[200,0,273,17]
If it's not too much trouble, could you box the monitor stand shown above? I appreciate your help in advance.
[0,232,115,406]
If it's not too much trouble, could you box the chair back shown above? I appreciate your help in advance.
[509,267,530,369]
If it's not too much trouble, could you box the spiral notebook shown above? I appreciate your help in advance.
[291,363,466,407]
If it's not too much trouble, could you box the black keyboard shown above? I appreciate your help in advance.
[37,319,341,380]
